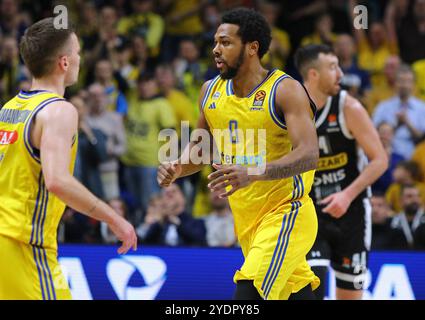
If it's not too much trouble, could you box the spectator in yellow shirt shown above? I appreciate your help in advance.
[121,72,176,225]
[385,161,425,213]
[300,12,337,47]
[155,64,197,138]
[159,0,207,62]
[412,140,425,184]
[349,0,398,88]
[117,0,164,58]
[259,1,291,71]
[0,36,28,104]
[363,55,400,115]
[413,59,425,101]
[173,39,207,107]
[155,63,202,213]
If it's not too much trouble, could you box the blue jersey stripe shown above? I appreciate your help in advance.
[32,245,46,300]
[34,181,46,246]
[264,201,301,299]
[299,175,305,198]
[263,201,298,297]
[17,90,50,99]
[39,247,52,300]
[227,80,234,95]
[30,171,43,244]
[38,183,49,247]
[201,75,220,110]
[23,97,65,163]
[41,248,56,300]
[268,75,290,130]
[35,246,51,300]
[246,69,277,98]
[261,212,289,292]
[261,202,295,294]
[291,175,300,200]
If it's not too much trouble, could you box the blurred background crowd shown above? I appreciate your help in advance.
[1,0,425,250]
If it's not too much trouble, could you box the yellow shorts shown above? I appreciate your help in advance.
[0,235,71,300]
[234,198,320,300]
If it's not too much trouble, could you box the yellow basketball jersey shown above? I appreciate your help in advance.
[0,90,78,250]
[202,69,316,243]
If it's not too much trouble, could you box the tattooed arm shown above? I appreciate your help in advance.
[257,78,319,180]
[207,78,319,198]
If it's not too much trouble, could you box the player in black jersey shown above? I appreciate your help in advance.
[294,45,388,300]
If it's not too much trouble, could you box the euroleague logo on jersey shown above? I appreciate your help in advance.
[0,130,18,145]
[251,90,266,111]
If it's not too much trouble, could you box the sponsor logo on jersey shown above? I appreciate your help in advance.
[317,152,348,171]
[342,257,351,269]
[208,102,217,110]
[212,92,220,100]
[252,90,266,107]
[220,151,266,166]
[328,114,338,127]
[0,130,18,145]
[314,169,346,186]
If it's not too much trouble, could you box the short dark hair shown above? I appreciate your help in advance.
[400,183,418,197]
[19,17,75,78]
[294,44,335,79]
[137,71,156,83]
[396,161,422,181]
[396,63,415,78]
[221,8,271,59]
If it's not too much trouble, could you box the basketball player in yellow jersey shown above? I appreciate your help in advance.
[158,8,320,300]
[0,18,137,300]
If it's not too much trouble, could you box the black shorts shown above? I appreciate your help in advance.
[307,198,372,290]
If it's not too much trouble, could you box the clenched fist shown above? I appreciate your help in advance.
[157,162,182,187]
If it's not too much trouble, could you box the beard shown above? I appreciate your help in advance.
[220,46,245,80]
[405,203,420,216]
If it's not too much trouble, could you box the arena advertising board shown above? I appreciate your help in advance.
[58,245,425,300]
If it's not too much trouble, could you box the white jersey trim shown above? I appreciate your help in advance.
[338,90,354,140]
[315,96,332,128]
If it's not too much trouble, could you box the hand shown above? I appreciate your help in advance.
[108,215,138,254]
[157,162,182,187]
[167,215,181,226]
[144,209,162,225]
[320,191,352,218]
[207,163,253,198]
[396,111,408,125]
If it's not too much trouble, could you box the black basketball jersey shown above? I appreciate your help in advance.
[311,90,370,204]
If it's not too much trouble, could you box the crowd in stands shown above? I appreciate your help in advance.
[1,0,425,249]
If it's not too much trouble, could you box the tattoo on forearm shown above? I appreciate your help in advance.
[265,156,318,180]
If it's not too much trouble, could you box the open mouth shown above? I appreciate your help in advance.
[215,58,224,69]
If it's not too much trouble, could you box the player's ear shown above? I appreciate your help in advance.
[58,55,69,71]
[307,68,319,81]
[248,41,259,57]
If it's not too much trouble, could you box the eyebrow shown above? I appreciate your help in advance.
[214,35,230,40]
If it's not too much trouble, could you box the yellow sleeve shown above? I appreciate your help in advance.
[273,28,291,52]
[146,14,165,50]
[173,91,197,128]
[117,17,132,34]
[158,99,177,129]
[386,183,401,213]
[418,183,425,205]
